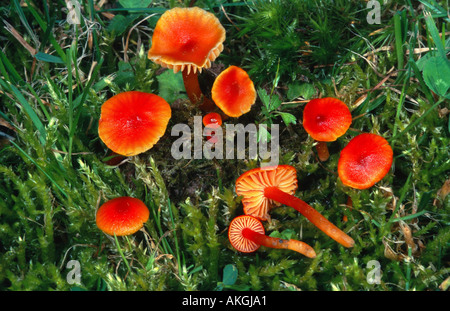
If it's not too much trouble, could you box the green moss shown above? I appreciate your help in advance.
[0,0,448,291]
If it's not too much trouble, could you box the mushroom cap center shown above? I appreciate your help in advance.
[302,97,352,142]
[147,7,226,73]
[338,133,393,189]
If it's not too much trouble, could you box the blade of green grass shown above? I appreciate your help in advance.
[394,11,405,70]
[0,49,23,84]
[24,0,66,63]
[389,172,412,223]
[0,79,46,145]
[13,0,38,47]
[392,80,408,139]
[66,46,75,163]
[420,0,450,22]
[114,234,132,274]
[34,52,65,64]
[391,209,429,222]
[423,10,447,59]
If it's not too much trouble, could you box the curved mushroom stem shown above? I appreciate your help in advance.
[182,70,215,112]
[264,186,355,248]
[315,141,330,162]
[242,228,316,258]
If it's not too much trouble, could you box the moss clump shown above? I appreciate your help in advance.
[0,0,449,291]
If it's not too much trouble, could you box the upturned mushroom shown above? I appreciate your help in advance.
[98,91,171,157]
[338,133,393,190]
[228,215,316,258]
[211,65,257,118]
[302,97,352,161]
[96,196,150,236]
[235,165,355,248]
[147,7,226,112]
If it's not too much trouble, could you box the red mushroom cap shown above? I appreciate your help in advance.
[147,7,226,74]
[302,97,352,142]
[211,66,257,118]
[228,215,265,253]
[203,112,222,143]
[96,197,150,236]
[98,91,171,157]
[202,112,222,127]
[338,133,393,190]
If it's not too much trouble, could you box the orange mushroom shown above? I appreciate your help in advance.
[202,112,222,143]
[98,91,171,157]
[147,7,225,112]
[228,215,316,258]
[235,165,355,248]
[338,133,393,190]
[211,65,257,118]
[302,97,352,161]
[96,197,150,236]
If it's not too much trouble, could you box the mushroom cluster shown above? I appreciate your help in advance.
[147,7,257,134]
[227,97,394,255]
[235,165,355,248]
[93,5,395,268]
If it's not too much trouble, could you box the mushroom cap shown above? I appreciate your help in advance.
[211,66,256,118]
[147,7,226,74]
[338,133,393,190]
[98,91,171,157]
[96,197,150,236]
[235,165,298,221]
[228,215,265,253]
[202,112,222,127]
[302,97,352,142]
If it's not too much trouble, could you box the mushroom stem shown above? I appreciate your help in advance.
[182,70,215,112]
[242,228,316,258]
[315,141,330,162]
[263,186,355,248]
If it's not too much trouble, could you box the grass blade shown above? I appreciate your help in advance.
[0,79,46,145]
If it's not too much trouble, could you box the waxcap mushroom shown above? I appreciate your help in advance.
[147,7,225,111]
[302,97,352,142]
[228,215,316,257]
[202,112,222,127]
[203,112,223,143]
[98,91,171,157]
[96,196,150,236]
[235,165,355,248]
[228,215,265,253]
[235,165,297,221]
[302,97,352,161]
[211,65,256,118]
[338,133,393,190]
[147,7,225,74]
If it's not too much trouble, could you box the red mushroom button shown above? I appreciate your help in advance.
[338,133,393,190]
[147,7,225,112]
[302,97,352,161]
[96,197,150,236]
[98,91,171,157]
[236,165,355,248]
[203,112,222,143]
[211,66,257,118]
[228,215,316,258]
